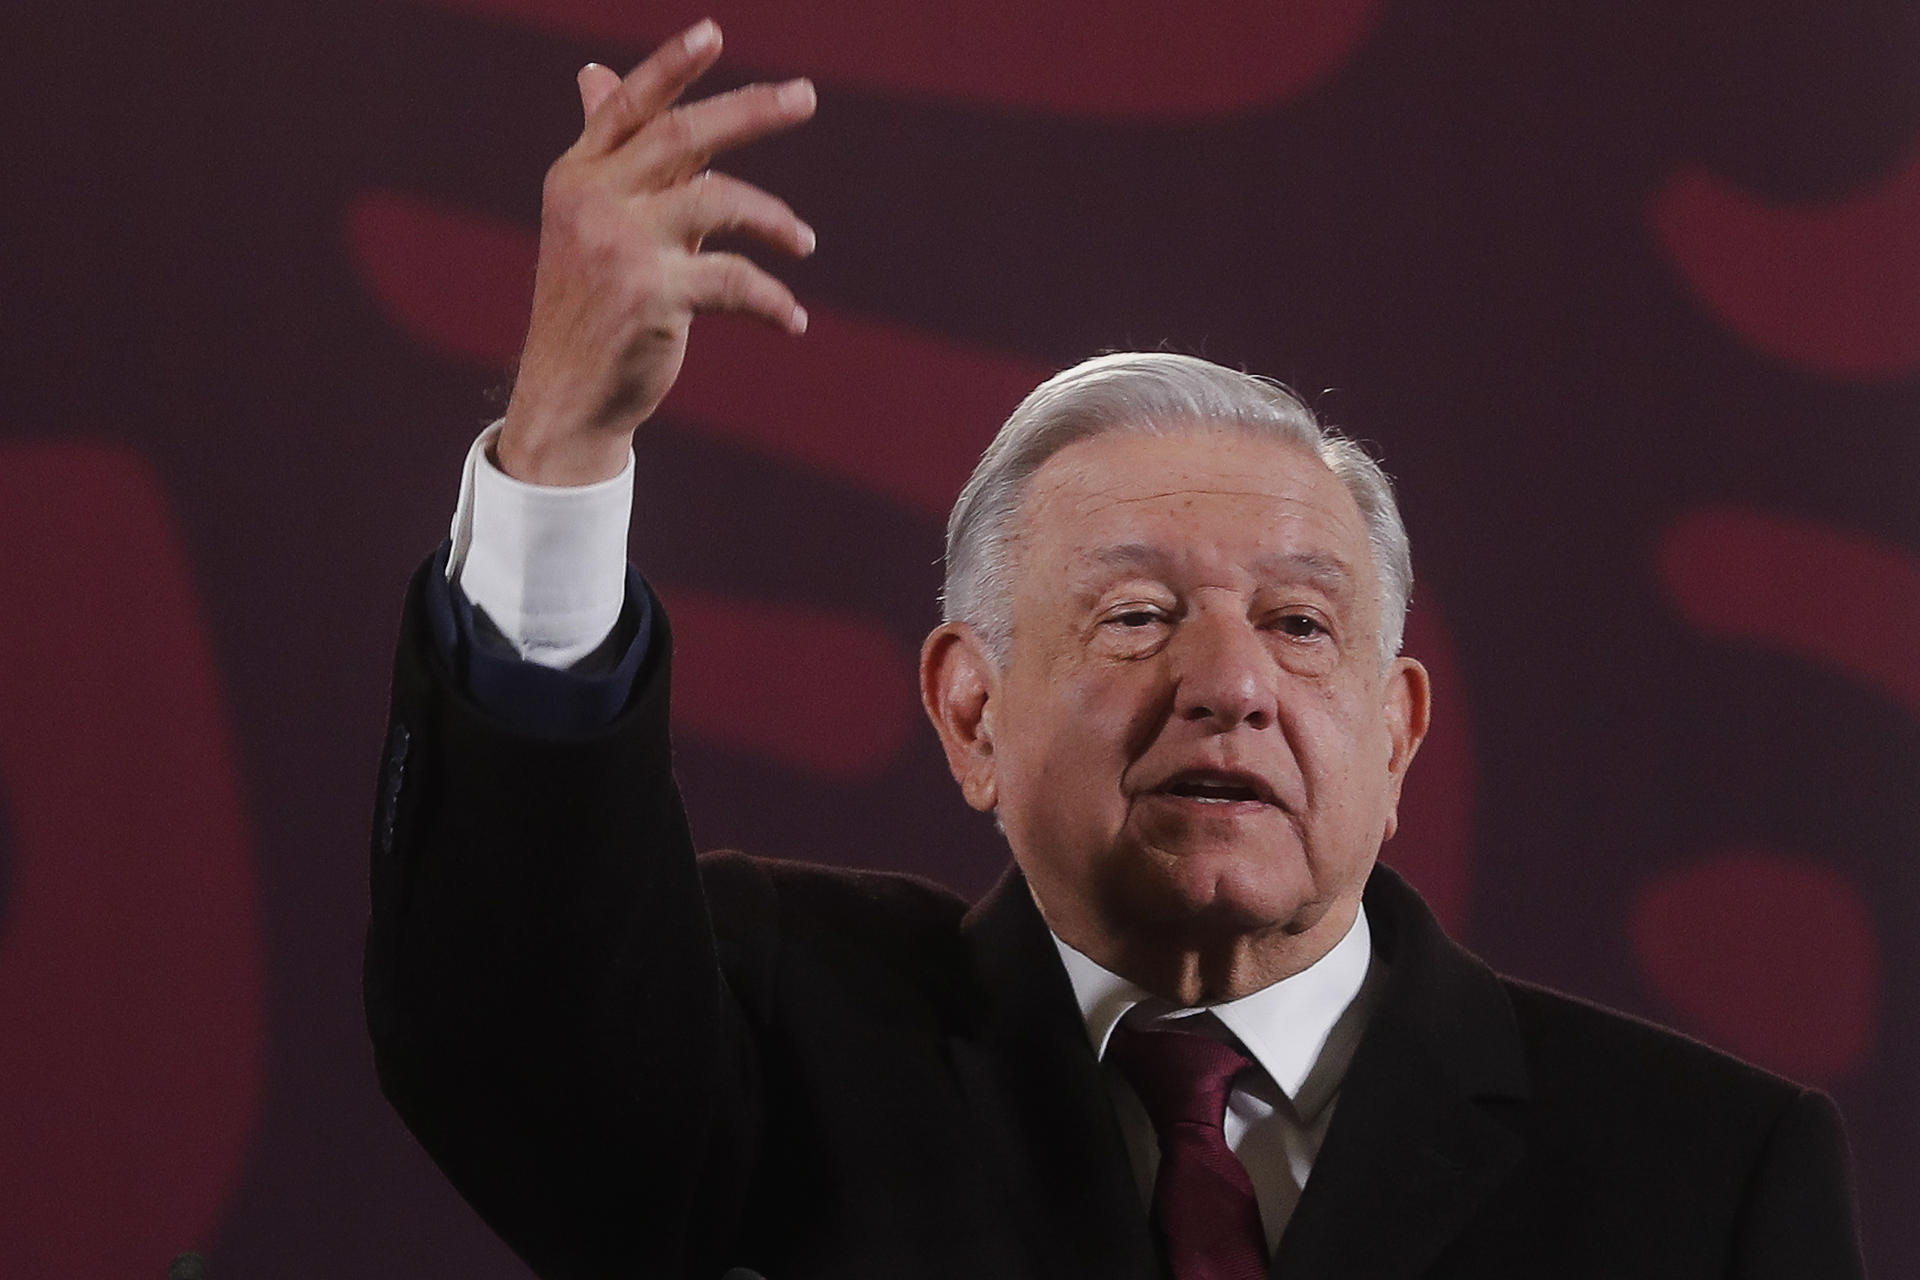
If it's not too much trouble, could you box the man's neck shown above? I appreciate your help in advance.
[1040,890,1364,1006]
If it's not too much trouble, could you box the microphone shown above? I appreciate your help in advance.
[168,1254,209,1280]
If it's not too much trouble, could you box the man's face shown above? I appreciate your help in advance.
[951,427,1427,961]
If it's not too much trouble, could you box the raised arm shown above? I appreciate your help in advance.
[369,23,812,1277]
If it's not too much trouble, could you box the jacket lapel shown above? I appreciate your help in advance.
[949,866,1162,1280]
[1268,865,1530,1279]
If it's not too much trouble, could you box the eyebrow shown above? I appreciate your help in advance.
[1083,543,1356,594]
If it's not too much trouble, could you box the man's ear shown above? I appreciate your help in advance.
[1379,655,1431,843]
[920,622,998,813]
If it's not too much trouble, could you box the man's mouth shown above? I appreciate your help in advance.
[1155,769,1277,806]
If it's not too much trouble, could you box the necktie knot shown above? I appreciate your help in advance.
[1107,1018,1257,1134]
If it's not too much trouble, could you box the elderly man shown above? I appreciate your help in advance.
[366,22,1865,1280]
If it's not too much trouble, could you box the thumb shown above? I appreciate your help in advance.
[576,63,621,121]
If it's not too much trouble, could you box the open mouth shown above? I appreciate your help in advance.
[1156,769,1274,805]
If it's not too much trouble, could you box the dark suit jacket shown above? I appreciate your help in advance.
[367,557,1866,1279]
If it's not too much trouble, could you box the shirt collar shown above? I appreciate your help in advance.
[1050,905,1376,1122]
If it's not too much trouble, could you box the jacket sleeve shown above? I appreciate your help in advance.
[1726,1087,1867,1280]
[431,538,653,738]
[365,551,770,1279]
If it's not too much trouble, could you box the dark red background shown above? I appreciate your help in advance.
[3,1,1915,1275]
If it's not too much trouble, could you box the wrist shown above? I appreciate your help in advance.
[495,408,635,486]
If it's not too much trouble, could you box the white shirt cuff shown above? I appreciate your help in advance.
[446,421,635,669]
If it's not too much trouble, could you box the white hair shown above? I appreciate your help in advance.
[940,352,1411,666]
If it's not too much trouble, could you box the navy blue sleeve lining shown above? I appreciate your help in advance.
[422,541,653,737]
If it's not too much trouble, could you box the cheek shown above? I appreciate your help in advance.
[1002,669,1151,806]
[1295,694,1390,809]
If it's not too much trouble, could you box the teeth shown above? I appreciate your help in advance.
[1168,778,1260,801]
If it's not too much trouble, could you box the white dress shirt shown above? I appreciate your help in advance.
[450,423,1390,1250]
[1053,912,1385,1251]
[448,422,634,668]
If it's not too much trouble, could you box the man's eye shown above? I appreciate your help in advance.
[1111,609,1163,628]
[1276,613,1327,638]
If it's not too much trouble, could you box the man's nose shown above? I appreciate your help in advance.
[1170,612,1276,731]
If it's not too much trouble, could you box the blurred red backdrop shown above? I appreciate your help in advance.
[1,0,1914,1274]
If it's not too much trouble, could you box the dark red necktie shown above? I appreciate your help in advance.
[1107,1019,1270,1280]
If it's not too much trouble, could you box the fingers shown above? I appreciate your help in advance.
[681,251,808,334]
[615,78,816,188]
[582,17,724,153]
[679,78,817,159]
[576,63,621,120]
[667,172,817,257]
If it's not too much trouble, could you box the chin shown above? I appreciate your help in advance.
[1121,843,1322,940]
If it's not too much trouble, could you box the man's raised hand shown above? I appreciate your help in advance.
[497,19,817,485]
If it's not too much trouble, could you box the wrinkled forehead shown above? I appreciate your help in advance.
[1011,429,1376,586]
[1070,539,1363,600]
